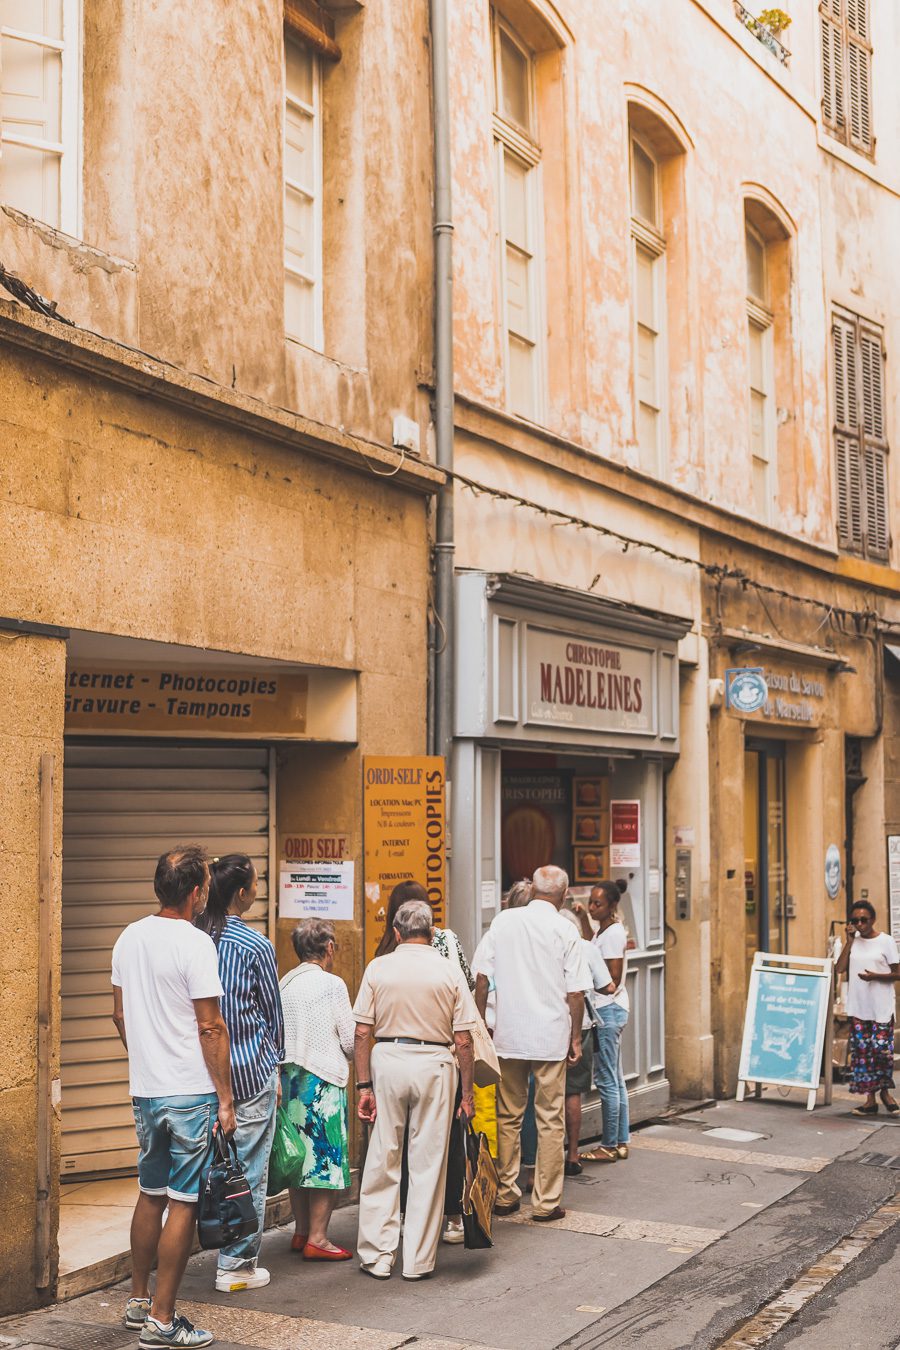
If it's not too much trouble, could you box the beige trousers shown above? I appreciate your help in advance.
[357,1042,456,1276]
[496,1056,567,1216]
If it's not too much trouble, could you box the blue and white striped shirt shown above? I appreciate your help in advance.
[217,916,284,1103]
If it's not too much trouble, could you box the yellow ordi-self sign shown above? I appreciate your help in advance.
[363,756,446,962]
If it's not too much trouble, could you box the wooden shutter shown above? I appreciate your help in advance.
[847,37,872,151]
[820,8,845,130]
[861,327,889,558]
[833,313,863,552]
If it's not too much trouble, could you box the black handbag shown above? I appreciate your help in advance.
[197,1126,259,1251]
[459,1117,499,1250]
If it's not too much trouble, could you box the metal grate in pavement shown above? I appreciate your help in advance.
[853,1151,900,1169]
[0,1319,132,1350]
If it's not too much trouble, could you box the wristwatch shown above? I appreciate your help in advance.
[355,1080,374,1090]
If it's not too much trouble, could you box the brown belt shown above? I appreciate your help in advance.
[375,1036,451,1047]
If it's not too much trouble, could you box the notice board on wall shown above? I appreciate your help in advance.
[363,757,446,961]
[736,952,833,1111]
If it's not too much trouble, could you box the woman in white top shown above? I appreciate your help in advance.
[834,900,899,1116]
[279,918,356,1259]
[578,880,630,1163]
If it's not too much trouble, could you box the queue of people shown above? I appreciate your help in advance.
[113,844,899,1346]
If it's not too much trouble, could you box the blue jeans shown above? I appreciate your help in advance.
[217,1073,279,1270]
[592,1004,630,1148]
[132,1094,217,1201]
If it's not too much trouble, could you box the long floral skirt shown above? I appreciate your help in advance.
[848,1017,895,1094]
[280,1063,350,1190]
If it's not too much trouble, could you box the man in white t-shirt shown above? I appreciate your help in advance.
[111,845,235,1349]
[473,865,591,1222]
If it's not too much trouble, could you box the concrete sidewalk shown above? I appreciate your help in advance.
[1,1087,896,1350]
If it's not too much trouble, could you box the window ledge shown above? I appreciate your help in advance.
[817,132,900,199]
[1,203,137,275]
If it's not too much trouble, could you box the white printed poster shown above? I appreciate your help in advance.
[279,861,355,920]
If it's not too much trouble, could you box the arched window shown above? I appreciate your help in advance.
[626,96,690,479]
[492,11,543,420]
[742,195,792,523]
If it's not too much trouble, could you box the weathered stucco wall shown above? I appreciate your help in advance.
[0,634,65,1312]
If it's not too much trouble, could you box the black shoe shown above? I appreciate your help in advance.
[564,1160,583,1177]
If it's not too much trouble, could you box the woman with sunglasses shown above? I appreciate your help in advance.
[834,900,900,1116]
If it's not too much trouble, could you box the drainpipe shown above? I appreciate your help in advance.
[429,0,454,765]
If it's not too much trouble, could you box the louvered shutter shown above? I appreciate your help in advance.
[820,9,845,130]
[861,327,889,559]
[847,38,872,151]
[833,314,863,552]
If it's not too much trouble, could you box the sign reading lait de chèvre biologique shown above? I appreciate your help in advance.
[524,628,653,734]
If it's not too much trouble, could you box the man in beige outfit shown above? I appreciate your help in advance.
[353,899,476,1280]
[473,865,590,1222]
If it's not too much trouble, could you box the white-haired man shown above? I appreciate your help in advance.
[353,899,476,1280]
[473,865,590,1222]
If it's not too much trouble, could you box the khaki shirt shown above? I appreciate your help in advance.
[353,942,477,1043]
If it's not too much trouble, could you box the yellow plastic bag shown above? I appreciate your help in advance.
[472,1083,498,1156]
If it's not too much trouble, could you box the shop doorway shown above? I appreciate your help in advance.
[744,739,788,973]
[60,741,273,1179]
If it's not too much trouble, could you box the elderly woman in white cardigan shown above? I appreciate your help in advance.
[279,918,355,1261]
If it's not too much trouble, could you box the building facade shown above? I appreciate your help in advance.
[445,0,900,1113]
[0,0,437,1314]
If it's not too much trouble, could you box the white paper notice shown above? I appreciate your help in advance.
[279,861,355,921]
[481,879,498,910]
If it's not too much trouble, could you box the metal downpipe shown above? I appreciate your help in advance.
[430,0,454,764]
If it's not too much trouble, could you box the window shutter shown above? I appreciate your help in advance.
[863,447,889,558]
[846,0,869,41]
[861,328,889,559]
[284,0,341,61]
[836,435,864,551]
[847,39,872,150]
[832,313,857,432]
[819,12,845,129]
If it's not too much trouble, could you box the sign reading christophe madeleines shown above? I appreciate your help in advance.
[363,756,445,962]
[65,664,308,736]
[524,628,653,734]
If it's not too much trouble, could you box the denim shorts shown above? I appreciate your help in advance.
[132,1093,218,1202]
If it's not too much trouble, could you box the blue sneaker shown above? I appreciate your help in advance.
[138,1313,214,1347]
[124,1297,151,1329]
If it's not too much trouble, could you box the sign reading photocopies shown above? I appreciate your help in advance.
[279,861,355,921]
[363,756,446,961]
[736,953,833,1111]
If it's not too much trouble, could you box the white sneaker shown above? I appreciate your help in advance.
[442,1218,465,1244]
[215,1266,271,1292]
[360,1255,393,1280]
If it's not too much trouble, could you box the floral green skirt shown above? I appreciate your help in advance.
[280,1063,350,1190]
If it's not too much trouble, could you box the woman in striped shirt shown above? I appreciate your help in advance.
[195,855,284,1293]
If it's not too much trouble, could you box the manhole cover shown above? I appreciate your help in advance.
[853,1151,900,1169]
[0,1320,132,1350]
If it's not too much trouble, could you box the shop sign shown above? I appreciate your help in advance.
[610,800,640,868]
[524,628,653,735]
[65,663,308,737]
[887,836,900,943]
[279,861,354,921]
[737,953,834,1110]
[725,668,768,713]
[363,756,446,961]
[283,833,350,862]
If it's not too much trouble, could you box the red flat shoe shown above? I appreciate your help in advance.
[290,1233,309,1252]
[303,1242,352,1261]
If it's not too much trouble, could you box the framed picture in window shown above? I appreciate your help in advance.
[572,812,608,846]
[574,847,609,883]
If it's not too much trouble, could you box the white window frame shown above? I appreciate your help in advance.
[0,0,82,235]
[492,13,546,423]
[745,221,776,522]
[629,133,668,478]
[283,36,323,351]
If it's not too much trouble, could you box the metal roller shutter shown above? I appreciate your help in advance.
[61,743,271,1177]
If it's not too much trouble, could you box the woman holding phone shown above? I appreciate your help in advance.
[834,900,900,1116]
